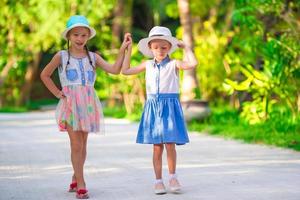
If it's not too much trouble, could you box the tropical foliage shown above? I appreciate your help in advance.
[223,0,300,124]
[0,0,299,149]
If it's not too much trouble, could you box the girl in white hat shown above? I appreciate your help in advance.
[122,26,198,194]
[41,15,131,199]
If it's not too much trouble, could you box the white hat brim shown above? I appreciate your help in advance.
[138,36,179,58]
[61,23,96,40]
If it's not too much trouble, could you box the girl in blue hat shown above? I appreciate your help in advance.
[41,15,131,199]
[122,26,198,195]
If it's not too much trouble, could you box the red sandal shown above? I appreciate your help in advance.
[68,182,77,192]
[76,189,89,199]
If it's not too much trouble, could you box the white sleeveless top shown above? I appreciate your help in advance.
[145,57,179,94]
[58,50,96,87]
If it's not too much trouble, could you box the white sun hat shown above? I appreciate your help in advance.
[138,26,179,58]
[61,15,96,40]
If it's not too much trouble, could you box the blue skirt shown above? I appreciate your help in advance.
[136,93,189,145]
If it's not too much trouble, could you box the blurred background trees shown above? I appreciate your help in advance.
[0,0,299,146]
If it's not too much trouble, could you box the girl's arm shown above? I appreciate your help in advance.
[40,52,65,98]
[96,33,132,74]
[121,43,146,75]
[176,42,198,70]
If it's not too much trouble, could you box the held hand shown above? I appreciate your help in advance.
[126,33,133,49]
[121,33,132,51]
[124,32,132,42]
[126,42,132,51]
[127,37,133,49]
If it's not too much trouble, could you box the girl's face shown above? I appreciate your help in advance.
[68,27,90,50]
[149,39,171,62]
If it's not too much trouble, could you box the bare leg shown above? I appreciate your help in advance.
[80,131,88,166]
[165,143,181,192]
[153,144,166,194]
[71,174,76,183]
[165,143,176,174]
[70,131,88,184]
[67,125,86,190]
[153,144,164,179]
[80,131,88,188]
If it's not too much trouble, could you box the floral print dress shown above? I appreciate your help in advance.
[55,50,104,134]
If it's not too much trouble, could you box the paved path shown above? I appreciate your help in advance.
[0,111,300,200]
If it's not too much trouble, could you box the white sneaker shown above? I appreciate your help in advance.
[169,178,181,193]
[154,182,167,195]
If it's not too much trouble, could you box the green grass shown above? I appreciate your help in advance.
[103,104,141,121]
[0,98,58,113]
[26,98,59,110]
[188,107,300,151]
[0,106,28,113]
[103,105,127,118]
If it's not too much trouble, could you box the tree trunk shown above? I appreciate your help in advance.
[123,0,133,33]
[0,59,15,81]
[0,25,16,106]
[111,0,125,50]
[222,2,233,33]
[153,9,160,26]
[177,0,199,101]
[297,92,300,113]
[110,0,133,107]
[0,27,15,81]
[17,52,42,106]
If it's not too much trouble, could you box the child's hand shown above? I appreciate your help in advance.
[124,32,132,42]
[56,90,66,99]
[126,33,133,49]
[121,33,132,51]
[177,41,186,49]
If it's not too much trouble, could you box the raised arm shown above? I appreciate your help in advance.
[176,41,198,70]
[96,33,132,74]
[40,52,65,98]
[121,42,146,75]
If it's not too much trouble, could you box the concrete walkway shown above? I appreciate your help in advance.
[0,111,300,200]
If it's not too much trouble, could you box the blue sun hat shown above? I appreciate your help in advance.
[62,15,96,40]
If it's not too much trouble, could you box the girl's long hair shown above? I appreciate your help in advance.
[65,40,95,71]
